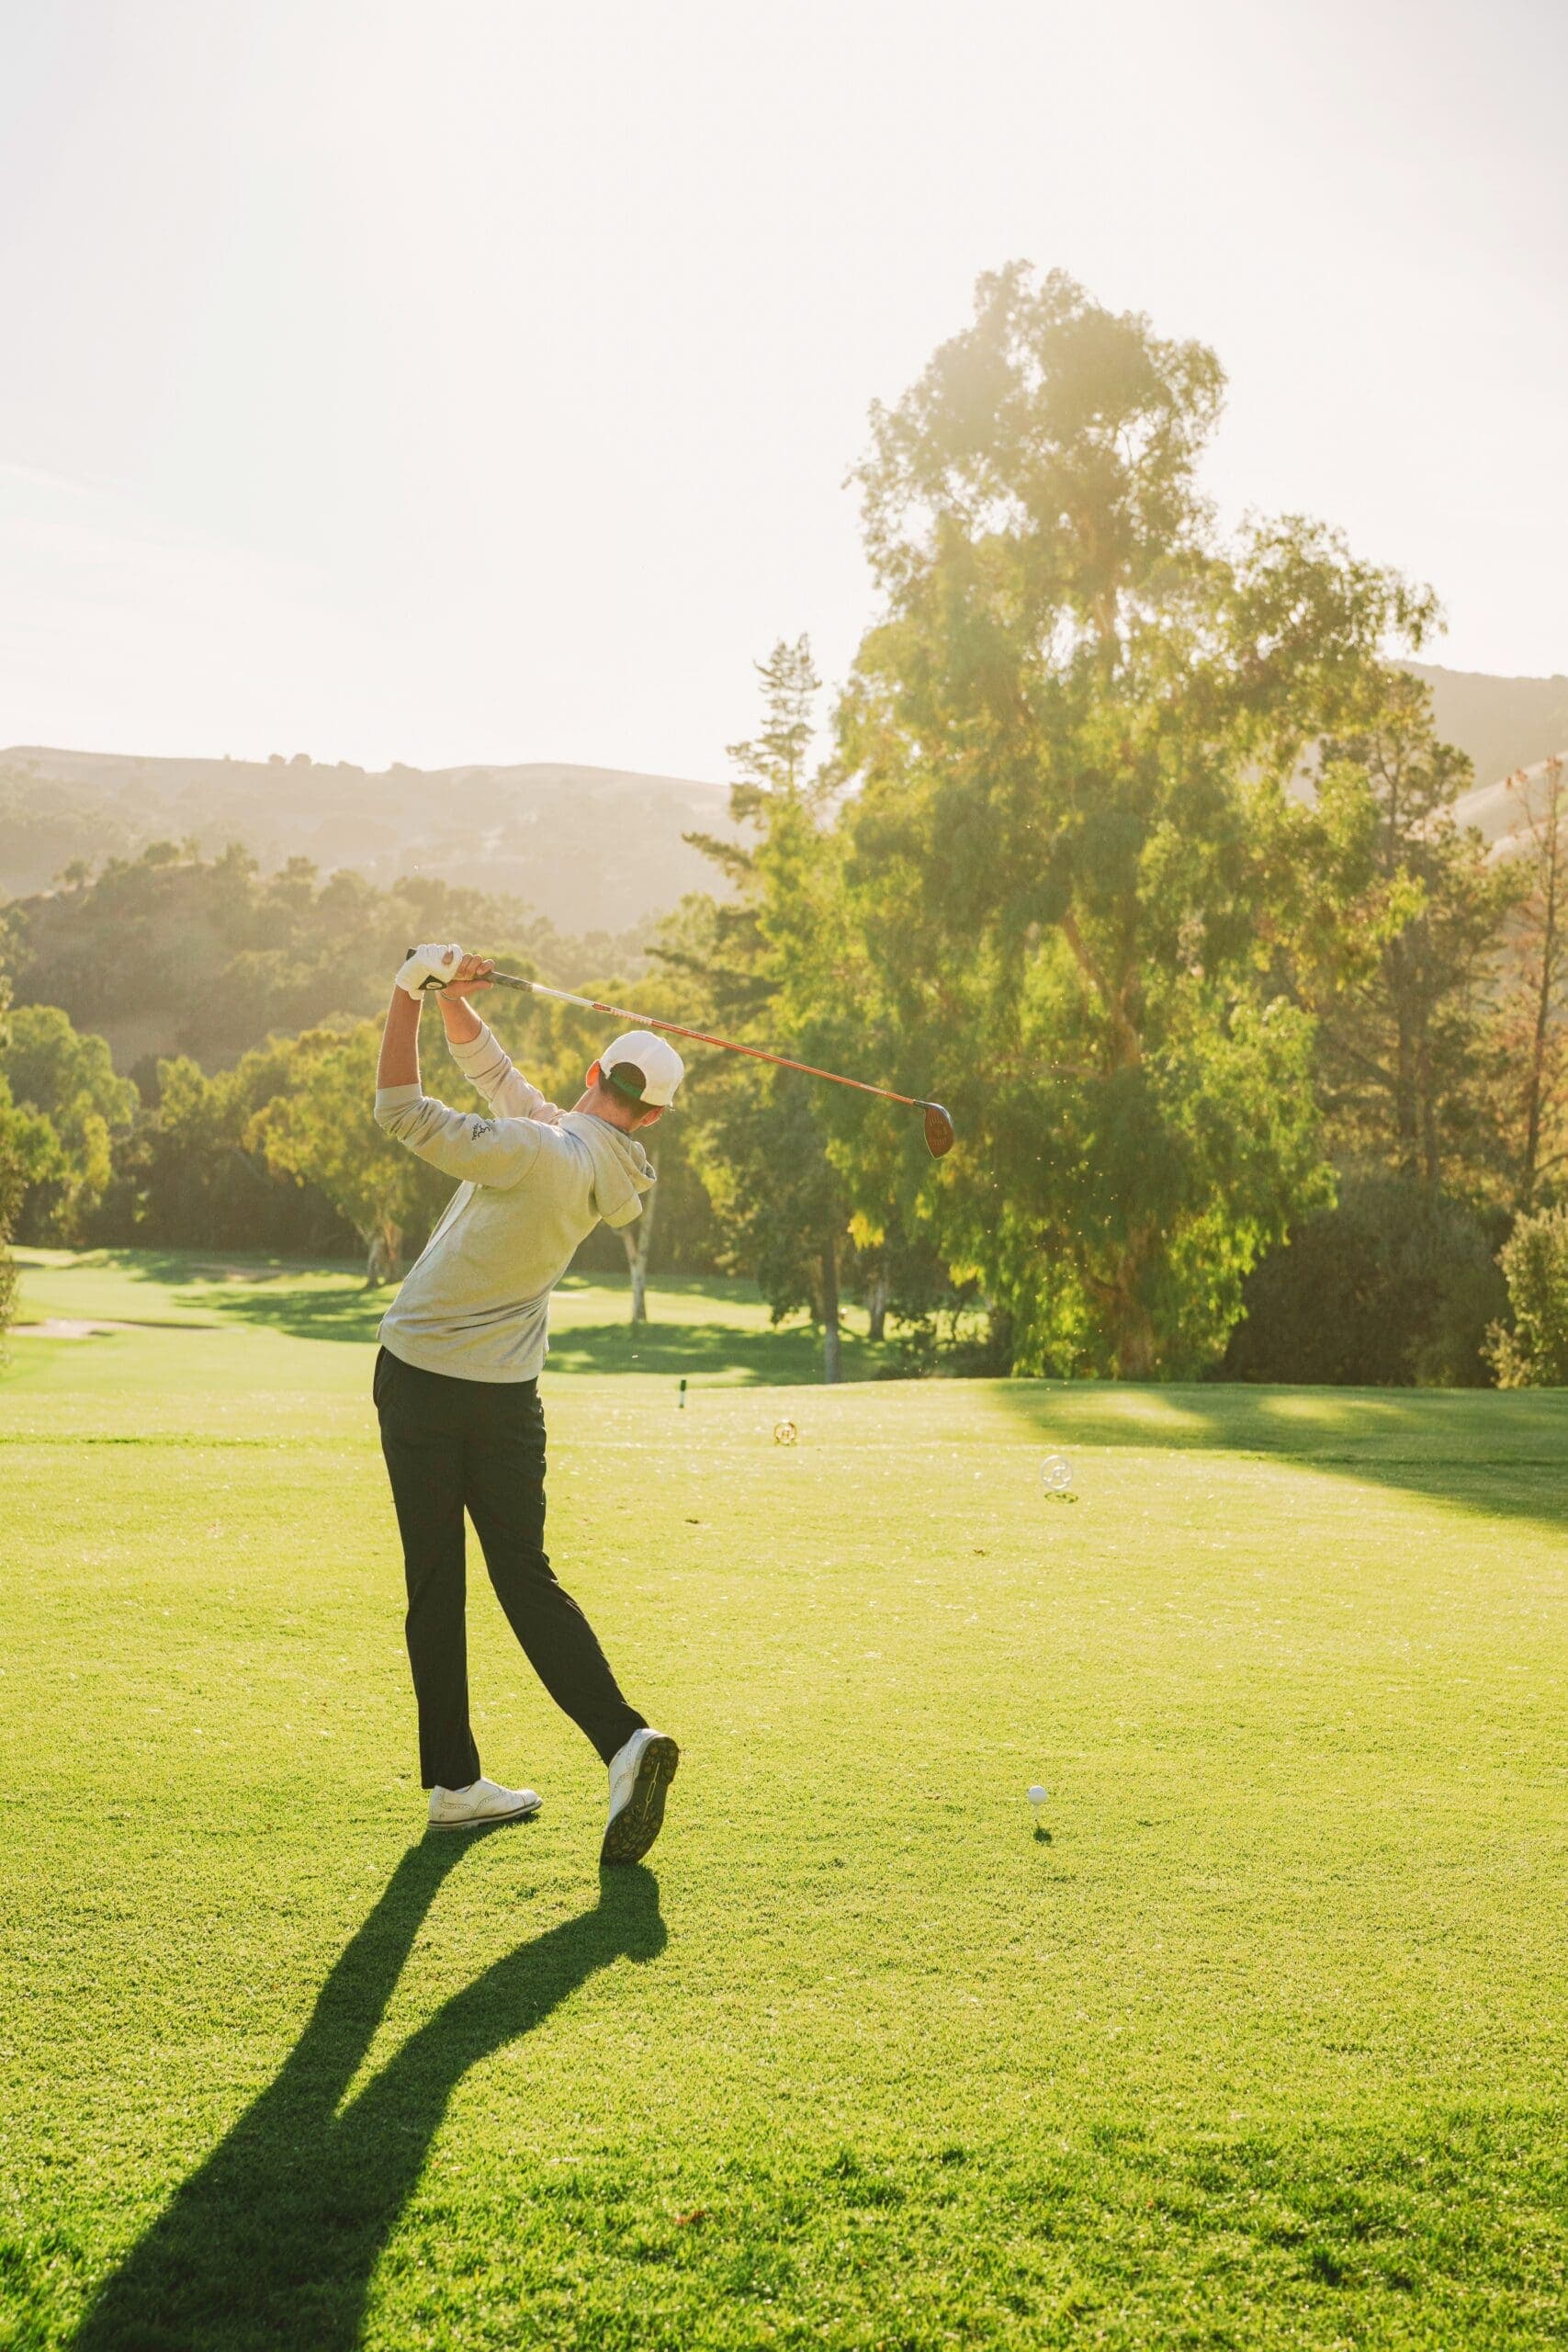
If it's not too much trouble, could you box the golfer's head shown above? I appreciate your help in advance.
[588,1030,684,1129]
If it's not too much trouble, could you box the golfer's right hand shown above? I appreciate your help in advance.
[395,943,464,998]
[439,953,495,999]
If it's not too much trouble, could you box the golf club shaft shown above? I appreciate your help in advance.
[478,967,927,1111]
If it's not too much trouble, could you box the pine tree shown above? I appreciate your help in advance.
[1301,673,1513,1193]
[665,639,857,1381]
[1489,756,1568,1208]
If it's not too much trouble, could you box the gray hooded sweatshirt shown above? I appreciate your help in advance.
[374,1018,654,1382]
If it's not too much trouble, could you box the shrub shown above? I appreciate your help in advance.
[1488,1206,1568,1387]
[1223,1174,1506,1386]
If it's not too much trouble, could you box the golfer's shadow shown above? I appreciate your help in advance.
[73,1839,665,2350]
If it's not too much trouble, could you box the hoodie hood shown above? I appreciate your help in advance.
[558,1110,656,1230]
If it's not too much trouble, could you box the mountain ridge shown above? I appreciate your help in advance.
[1409,663,1568,794]
[4,661,1563,923]
[0,748,732,933]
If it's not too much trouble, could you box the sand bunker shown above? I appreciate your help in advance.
[11,1318,134,1339]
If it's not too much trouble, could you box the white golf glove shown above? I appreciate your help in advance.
[396,943,464,999]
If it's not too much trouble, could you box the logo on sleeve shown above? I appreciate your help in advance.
[469,1116,496,1138]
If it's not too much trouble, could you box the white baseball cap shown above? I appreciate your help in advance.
[597,1029,685,1109]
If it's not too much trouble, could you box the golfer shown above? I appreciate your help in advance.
[371,942,680,1860]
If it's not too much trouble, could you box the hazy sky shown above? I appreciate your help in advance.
[2,0,1563,777]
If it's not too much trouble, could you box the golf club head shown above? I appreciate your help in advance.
[921,1102,956,1159]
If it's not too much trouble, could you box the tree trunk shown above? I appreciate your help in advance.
[365,1222,402,1287]
[821,1234,841,1385]
[1101,1227,1157,1377]
[1111,1297,1156,1380]
[1389,934,1422,1182]
[984,1303,1016,1376]
[620,1231,649,1324]
[619,1141,658,1324]
[1417,1023,1442,1192]
[1521,826,1560,1208]
[866,1265,891,1345]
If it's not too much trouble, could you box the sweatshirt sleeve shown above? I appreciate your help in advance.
[446,1018,562,1124]
[375,1084,547,1187]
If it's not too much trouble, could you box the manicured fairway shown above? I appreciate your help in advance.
[2,1250,1565,2348]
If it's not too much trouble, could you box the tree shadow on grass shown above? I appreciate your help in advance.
[100,1250,390,1345]
[102,1249,882,1382]
[59,1246,894,1382]
[989,1379,1568,1534]
[146,1287,870,1379]
[543,1317,879,1385]
[180,1281,389,1345]
[73,1840,665,2351]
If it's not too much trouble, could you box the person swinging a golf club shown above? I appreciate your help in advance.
[372,943,680,1860]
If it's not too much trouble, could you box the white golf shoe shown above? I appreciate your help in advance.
[427,1776,541,1831]
[602,1729,679,1866]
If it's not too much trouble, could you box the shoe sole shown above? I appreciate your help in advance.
[427,1798,542,1833]
[600,1736,679,1866]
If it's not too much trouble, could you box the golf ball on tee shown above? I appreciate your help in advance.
[1027,1785,1048,1815]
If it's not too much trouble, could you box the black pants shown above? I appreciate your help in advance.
[374,1348,645,1788]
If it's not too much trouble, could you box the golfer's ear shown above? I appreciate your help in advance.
[638,1104,665,1127]
[586,1061,602,1087]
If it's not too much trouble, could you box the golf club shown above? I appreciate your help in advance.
[409,953,955,1157]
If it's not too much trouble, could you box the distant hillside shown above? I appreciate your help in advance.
[6,666,1562,924]
[0,748,734,932]
[1409,665,1568,792]
[1393,666,1566,861]
[1450,752,1563,859]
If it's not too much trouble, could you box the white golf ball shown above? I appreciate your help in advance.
[1027,1784,1048,1805]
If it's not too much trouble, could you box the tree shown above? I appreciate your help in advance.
[103,1042,359,1258]
[1489,757,1568,1209]
[821,265,1427,1375]
[0,841,546,1072]
[0,1104,27,1341]
[695,1063,856,1378]
[670,640,862,1381]
[249,1023,451,1282]
[1488,1204,1568,1386]
[0,1003,138,1241]
[1292,673,1513,1193]
[619,1130,660,1324]
[0,977,66,1342]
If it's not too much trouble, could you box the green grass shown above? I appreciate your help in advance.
[2,1248,1565,2348]
[2,1246,897,1389]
